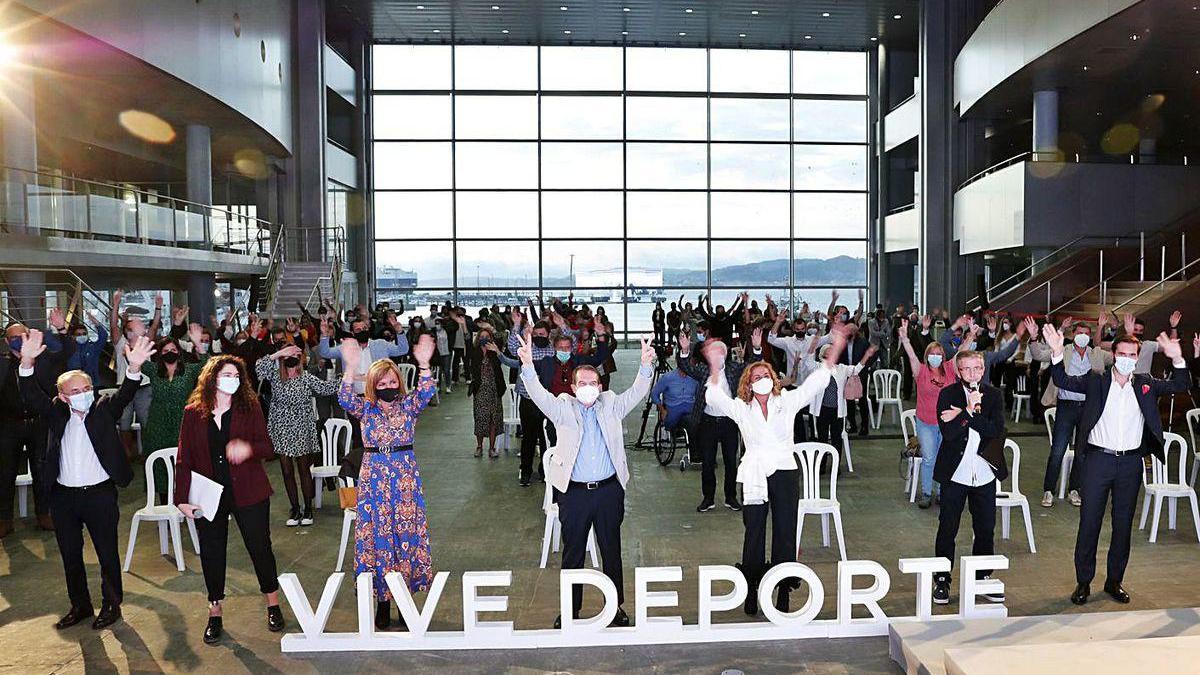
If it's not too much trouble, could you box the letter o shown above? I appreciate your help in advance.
[759,562,824,626]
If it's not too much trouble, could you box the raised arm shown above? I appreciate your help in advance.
[898,318,922,373]
[1043,323,1091,394]
[612,339,656,418]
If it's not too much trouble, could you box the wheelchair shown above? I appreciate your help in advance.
[653,417,694,471]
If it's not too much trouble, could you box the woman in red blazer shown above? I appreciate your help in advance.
[175,355,284,644]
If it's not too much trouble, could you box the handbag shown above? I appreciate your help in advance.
[844,373,864,401]
[338,485,358,510]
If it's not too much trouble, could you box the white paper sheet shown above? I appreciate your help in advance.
[187,471,224,522]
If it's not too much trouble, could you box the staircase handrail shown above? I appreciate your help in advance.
[258,225,287,315]
[0,266,114,326]
[1107,257,1200,316]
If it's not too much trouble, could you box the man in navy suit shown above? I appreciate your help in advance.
[1043,323,1190,605]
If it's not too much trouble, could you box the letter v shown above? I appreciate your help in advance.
[278,572,344,637]
[385,571,450,636]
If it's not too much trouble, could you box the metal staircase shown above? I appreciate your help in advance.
[0,267,114,328]
[254,225,345,319]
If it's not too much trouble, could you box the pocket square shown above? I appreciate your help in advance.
[1142,384,1151,395]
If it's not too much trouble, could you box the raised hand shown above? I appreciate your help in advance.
[677,329,690,353]
[274,344,302,360]
[171,306,186,326]
[750,326,763,351]
[1123,312,1136,335]
[830,289,839,303]
[1157,332,1183,361]
[899,318,909,340]
[640,337,654,366]
[19,329,47,367]
[413,333,435,367]
[153,292,162,309]
[125,335,156,372]
[48,308,66,331]
[516,334,533,366]
[1097,310,1109,330]
[510,307,523,328]
[187,322,204,347]
[1193,332,1200,359]
[1042,323,1065,355]
[921,314,932,330]
[986,315,998,333]
[1170,310,1183,328]
[339,337,363,376]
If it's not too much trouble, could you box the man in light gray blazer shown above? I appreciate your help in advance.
[518,333,655,629]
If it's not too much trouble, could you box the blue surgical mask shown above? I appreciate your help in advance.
[966,342,977,351]
[68,390,94,413]
[1114,356,1137,376]
[75,335,88,344]
[928,354,943,368]
[7,337,21,353]
[555,351,571,363]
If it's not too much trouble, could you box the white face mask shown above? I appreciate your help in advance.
[574,384,600,405]
[1073,333,1090,349]
[197,342,210,354]
[751,378,774,395]
[74,335,88,344]
[217,376,240,394]
[67,390,94,413]
[1114,356,1137,376]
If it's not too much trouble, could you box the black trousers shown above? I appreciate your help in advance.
[195,497,279,603]
[845,395,870,431]
[557,480,624,616]
[452,347,467,382]
[741,469,800,587]
[934,480,996,583]
[815,405,844,447]
[0,419,49,519]
[793,410,812,443]
[518,397,553,481]
[1075,449,1142,586]
[1045,400,1084,493]
[696,413,739,502]
[52,481,122,610]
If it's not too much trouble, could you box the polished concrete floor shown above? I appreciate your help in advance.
[3,351,1200,674]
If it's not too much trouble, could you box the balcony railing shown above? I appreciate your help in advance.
[0,166,276,259]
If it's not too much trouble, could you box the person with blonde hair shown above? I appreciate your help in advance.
[703,327,847,616]
[256,343,338,527]
[335,333,437,631]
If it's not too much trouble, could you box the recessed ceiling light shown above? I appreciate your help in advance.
[563,29,571,34]
[492,4,500,9]
[416,4,424,8]
[1131,33,1138,40]
[621,30,628,35]
[739,33,747,38]
[804,34,812,39]
[751,10,759,15]
[870,36,878,41]
[623,7,631,12]
[560,5,568,10]
[502,29,509,33]
[685,7,693,13]
[822,12,830,17]
[679,31,687,36]
[1082,65,1089,70]
[432,28,440,32]
[893,14,902,19]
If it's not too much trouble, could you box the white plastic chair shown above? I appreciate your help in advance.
[123,447,200,573]
[537,450,599,569]
[335,476,357,572]
[15,458,32,518]
[900,409,921,503]
[1012,374,1031,422]
[498,383,521,452]
[430,365,442,405]
[1185,408,1200,488]
[1045,407,1074,499]
[313,418,352,509]
[1139,432,1200,543]
[870,369,904,429]
[101,386,142,454]
[840,429,854,473]
[398,363,418,391]
[995,439,1036,553]
[793,442,847,560]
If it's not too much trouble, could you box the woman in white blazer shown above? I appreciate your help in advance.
[704,328,846,616]
[795,339,878,449]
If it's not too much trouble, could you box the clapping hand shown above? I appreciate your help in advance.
[125,335,156,372]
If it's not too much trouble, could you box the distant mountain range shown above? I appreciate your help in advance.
[665,255,865,287]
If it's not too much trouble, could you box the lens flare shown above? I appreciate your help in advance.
[1101,123,1140,155]
[233,148,269,179]
[118,110,176,144]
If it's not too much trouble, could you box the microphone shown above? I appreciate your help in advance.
[968,382,981,413]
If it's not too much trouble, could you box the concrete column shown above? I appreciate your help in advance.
[2,56,38,232]
[294,0,328,261]
[187,274,216,326]
[1033,90,1059,155]
[919,0,953,313]
[186,124,213,246]
[6,270,45,328]
[870,44,887,309]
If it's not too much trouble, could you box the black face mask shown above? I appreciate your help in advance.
[533,336,550,348]
[160,351,179,364]
[375,387,400,403]
[354,330,370,343]
[282,356,300,368]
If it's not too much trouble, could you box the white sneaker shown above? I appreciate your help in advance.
[1041,491,1054,508]
[1068,489,1082,507]
[980,575,1006,602]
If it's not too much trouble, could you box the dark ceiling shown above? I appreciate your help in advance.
[331,0,920,51]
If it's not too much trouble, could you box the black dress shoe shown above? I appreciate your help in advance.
[203,616,223,644]
[54,606,94,630]
[553,615,562,629]
[1104,582,1131,604]
[1070,583,1090,605]
[375,601,391,630]
[609,607,630,628]
[267,604,285,632]
[92,604,121,630]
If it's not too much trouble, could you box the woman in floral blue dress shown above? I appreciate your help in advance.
[336,332,437,630]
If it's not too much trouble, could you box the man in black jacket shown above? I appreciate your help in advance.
[932,350,1008,605]
[839,321,877,437]
[677,327,764,512]
[18,330,155,631]
[1043,324,1190,605]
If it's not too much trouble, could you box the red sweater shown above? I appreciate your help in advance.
[174,403,275,508]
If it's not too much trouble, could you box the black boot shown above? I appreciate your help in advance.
[375,601,391,630]
[775,585,791,612]
[736,564,759,616]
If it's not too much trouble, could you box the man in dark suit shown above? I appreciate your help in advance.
[18,329,155,630]
[932,350,1008,605]
[1,312,72,537]
[677,328,764,512]
[1043,324,1190,605]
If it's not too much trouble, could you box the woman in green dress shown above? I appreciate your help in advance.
[144,337,203,502]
